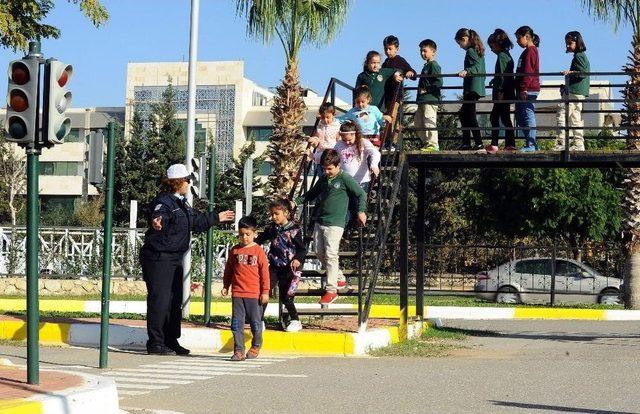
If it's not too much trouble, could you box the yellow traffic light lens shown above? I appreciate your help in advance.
[9,90,28,112]
[8,117,27,139]
[10,62,29,85]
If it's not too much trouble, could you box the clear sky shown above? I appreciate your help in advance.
[0,0,633,107]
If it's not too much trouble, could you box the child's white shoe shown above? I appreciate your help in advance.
[286,320,302,332]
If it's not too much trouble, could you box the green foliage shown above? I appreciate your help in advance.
[0,0,109,51]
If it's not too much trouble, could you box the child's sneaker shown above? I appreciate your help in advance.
[246,346,260,359]
[286,320,303,332]
[503,146,517,152]
[520,145,537,153]
[485,145,499,154]
[420,144,439,152]
[230,351,246,361]
[318,292,338,305]
[337,280,348,288]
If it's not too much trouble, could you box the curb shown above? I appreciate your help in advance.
[0,369,119,414]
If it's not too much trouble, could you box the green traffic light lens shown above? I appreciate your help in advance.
[8,117,27,139]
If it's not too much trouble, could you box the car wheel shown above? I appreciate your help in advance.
[598,288,621,305]
[496,286,519,304]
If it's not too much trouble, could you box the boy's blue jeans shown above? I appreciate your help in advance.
[515,92,539,148]
[231,297,263,352]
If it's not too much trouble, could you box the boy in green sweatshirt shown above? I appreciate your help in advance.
[414,39,442,152]
[293,149,367,304]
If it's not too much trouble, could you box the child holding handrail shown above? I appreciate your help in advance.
[486,29,516,153]
[514,25,541,152]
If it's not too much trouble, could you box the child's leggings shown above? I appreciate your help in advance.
[231,297,262,352]
[459,93,482,146]
[490,99,515,147]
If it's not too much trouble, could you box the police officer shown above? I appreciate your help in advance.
[140,163,234,355]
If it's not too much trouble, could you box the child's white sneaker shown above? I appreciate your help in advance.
[286,320,302,332]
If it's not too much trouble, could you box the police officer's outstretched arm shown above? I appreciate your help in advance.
[189,207,235,233]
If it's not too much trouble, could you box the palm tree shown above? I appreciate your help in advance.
[235,0,351,198]
[580,0,640,308]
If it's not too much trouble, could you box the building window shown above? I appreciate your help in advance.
[247,127,272,142]
[252,91,268,107]
[66,128,83,143]
[259,161,273,176]
[41,162,82,176]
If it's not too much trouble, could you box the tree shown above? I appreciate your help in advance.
[0,0,109,51]
[235,0,351,198]
[0,129,26,225]
[580,0,640,308]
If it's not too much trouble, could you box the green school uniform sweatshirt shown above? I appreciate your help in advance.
[355,68,397,111]
[416,60,442,104]
[568,52,590,97]
[463,48,486,97]
[296,171,366,228]
[492,51,515,99]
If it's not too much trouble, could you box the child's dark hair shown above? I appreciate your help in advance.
[238,216,257,231]
[320,148,340,167]
[319,102,336,115]
[488,28,513,51]
[565,31,587,52]
[419,39,437,51]
[383,35,399,48]
[354,86,372,102]
[270,198,291,216]
[363,50,380,72]
[515,26,540,47]
[455,28,485,57]
[339,120,364,160]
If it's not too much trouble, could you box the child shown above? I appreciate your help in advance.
[514,26,541,152]
[334,120,381,192]
[486,29,516,154]
[222,216,270,361]
[309,102,341,170]
[382,35,417,113]
[355,50,403,112]
[293,149,367,305]
[455,28,487,151]
[414,39,442,152]
[256,199,306,332]
[555,31,590,151]
[340,88,392,148]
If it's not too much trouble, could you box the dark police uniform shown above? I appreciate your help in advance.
[140,192,219,352]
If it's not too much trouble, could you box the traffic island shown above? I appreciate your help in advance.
[0,362,119,414]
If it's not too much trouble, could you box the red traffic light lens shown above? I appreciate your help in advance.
[57,65,72,87]
[9,90,28,112]
[8,117,27,139]
[10,62,29,85]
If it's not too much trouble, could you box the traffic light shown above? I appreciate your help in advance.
[43,60,73,146]
[88,131,105,186]
[191,155,207,199]
[5,58,40,146]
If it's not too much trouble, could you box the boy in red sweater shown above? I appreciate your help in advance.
[222,216,270,361]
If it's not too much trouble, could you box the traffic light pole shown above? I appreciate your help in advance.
[26,147,40,385]
[204,147,216,326]
[99,122,116,368]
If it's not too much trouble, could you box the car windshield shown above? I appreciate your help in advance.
[577,262,599,275]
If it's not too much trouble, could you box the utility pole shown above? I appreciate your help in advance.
[183,0,200,318]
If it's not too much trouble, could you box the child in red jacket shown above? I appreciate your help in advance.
[222,216,270,361]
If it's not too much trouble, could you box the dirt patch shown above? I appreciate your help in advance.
[0,366,84,400]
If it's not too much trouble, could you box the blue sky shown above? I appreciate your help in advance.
[0,0,633,107]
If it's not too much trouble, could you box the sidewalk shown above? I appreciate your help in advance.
[0,361,119,414]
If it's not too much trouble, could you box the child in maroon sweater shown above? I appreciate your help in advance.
[222,216,270,361]
[514,26,541,152]
[382,35,416,112]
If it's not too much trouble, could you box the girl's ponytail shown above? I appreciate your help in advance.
[532,33,540,48]
[468,29,486,57]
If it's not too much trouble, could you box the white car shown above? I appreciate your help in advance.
[474,257,622,305]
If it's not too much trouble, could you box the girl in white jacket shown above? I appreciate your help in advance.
[334,120,380,192]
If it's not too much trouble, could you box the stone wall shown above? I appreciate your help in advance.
[0,277,148,296]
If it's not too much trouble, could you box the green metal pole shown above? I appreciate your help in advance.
[26,148,40,384]
[204,146,216,326]
[99,121,116,368]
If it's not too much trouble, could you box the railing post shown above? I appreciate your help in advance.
[415,168,426,320]
[357,228,363,327]
[399,162,409,340]
[563,74,571,163]
[550,245,557,306]
[204,146,216,327]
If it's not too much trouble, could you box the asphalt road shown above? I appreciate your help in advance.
[1,320,639,413]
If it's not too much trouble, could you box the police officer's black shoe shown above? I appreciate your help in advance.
[166,342,191,356]
[147,345,176,356]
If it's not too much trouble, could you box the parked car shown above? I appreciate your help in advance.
[474,257,622,305]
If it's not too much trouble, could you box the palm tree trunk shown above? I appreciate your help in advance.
[623,33,640,309]
[267,59,307,199]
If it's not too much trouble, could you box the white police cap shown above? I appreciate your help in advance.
[166,164,190,179]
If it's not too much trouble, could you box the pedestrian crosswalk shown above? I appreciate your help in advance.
[102,355,299,398]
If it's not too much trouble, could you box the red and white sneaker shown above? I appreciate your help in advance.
[337,280,347,288]
[318,292,338,305]
[485,145,499,154]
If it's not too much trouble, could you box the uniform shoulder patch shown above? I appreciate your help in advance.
[154,204,163,211]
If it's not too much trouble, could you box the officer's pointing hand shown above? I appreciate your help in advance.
[152,216,162,231]
[219,210,235,223]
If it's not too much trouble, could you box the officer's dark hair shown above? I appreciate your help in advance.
[238,216,258,231]
[162,177,188,194]
[419,39,437,51]
[383,35,400,48]
[270,198,291,216]
[565,31,587,52]
[320,148,340,167]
